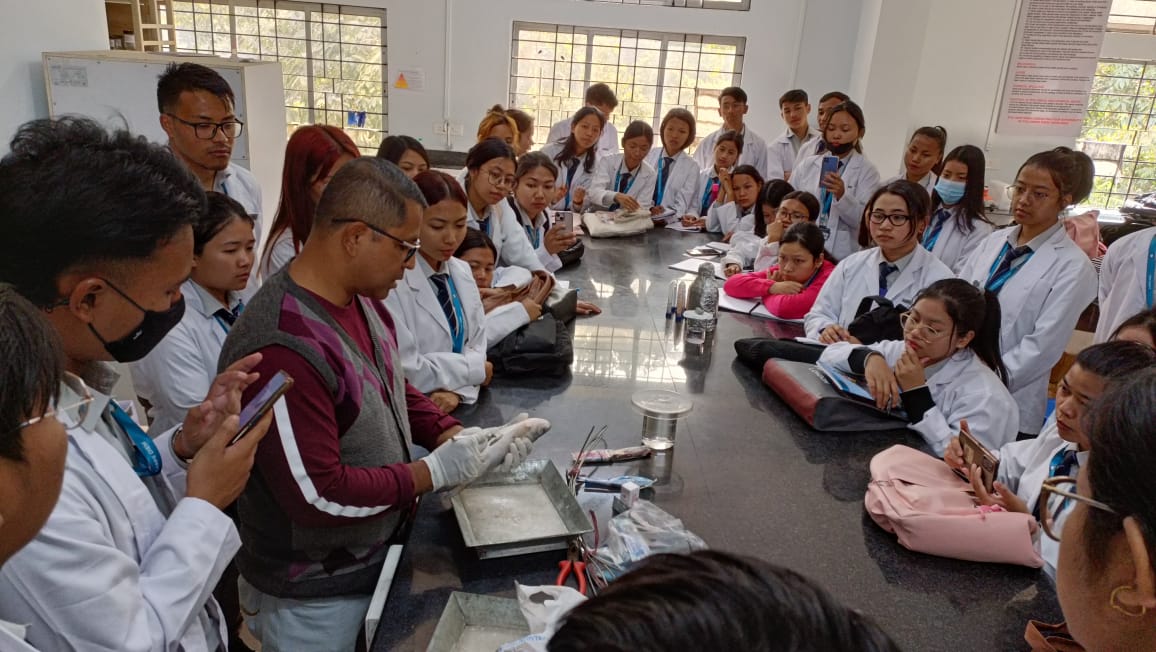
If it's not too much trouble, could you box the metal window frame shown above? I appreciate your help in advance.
[1080,58,1156,207]
[1109,0,1156,34]
[576,0,751,10]
[509,21,745,147]
[170,0,388,151]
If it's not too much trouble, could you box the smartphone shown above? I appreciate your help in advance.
[553,210,575,231]
[230,371,294,445]
[958,428,1000,493]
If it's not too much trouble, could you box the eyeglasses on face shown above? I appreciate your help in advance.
[331,218,421,261]
[777,207,809,222]
[868,211,913,227]
[8,372,94,435]
[898,311,949,342]
[1007,184,1054,204]
[485,168,517,190]
[1038,476,1118,542]
[165,113,245,140]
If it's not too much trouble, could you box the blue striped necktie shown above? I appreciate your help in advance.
[429,273,460,335]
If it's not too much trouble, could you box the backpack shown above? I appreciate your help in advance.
[847,295,905,344]
[865,444,1044,567]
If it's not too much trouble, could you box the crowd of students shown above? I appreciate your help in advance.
[0,60,1153,652]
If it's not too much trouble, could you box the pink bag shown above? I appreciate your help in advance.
[1063,210,1106,260]
[865,445,1044,568]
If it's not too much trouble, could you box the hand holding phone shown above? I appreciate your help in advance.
[230,371,294,445]
[958,425,999,493]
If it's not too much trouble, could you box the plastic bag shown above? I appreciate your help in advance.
[591,500,707,581]
[496,584,586,652]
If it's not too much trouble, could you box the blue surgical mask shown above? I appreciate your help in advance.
[934,178,966,205]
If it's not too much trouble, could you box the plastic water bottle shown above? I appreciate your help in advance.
[686,262,718,332]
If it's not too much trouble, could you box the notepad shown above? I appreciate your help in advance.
[716,293,804,323]
[666,222,704,233]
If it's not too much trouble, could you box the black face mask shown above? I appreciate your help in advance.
[88,280,186,363]
[827,141,855,156]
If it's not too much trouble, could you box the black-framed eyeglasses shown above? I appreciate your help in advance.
[165,113,245,140]
[1039,476,1118,542]
[331,218,421,261]
[868,211,914,227]
[777,207,810,222]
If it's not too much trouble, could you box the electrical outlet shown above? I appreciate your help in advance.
[433,122,448,135]
[449,123,464,137]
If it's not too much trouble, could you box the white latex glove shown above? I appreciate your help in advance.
[423,426,491,491]
[492,417,551,473]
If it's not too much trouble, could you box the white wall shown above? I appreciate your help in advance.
[0,0,109,143]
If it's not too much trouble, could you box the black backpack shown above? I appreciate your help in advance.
[847,295,906,344]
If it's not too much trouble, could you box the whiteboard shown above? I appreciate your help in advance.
[45,55,251,166]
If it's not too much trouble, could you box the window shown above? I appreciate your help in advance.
[170,1,387,155]
[1108,0,1156,34]
[509,22,745,152]
[576,0,750,10]
[1079,61,1156,208]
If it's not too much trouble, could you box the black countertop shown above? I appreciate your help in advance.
[371,228,1061,652]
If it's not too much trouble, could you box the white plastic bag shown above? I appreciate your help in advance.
[592,500,706,581]
[496,584,586,652]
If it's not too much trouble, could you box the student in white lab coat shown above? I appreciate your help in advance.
[506,153,578,273]
[821,278,1018,454]
[261,125,360,280]
[131,192,255,433]
[692,86,768,177]
[460,138,545,272]
[546,83,620,158]
[884,126,947,194]
[792,100,882,261]
[377,134,431,179]
[646,108,700,220]
[766,89,820,182]
[921,145,994,273]
[793,91,850,168]
[957,147,1098,436]
[540,106,605,212]
[684,129,743,226]
[385,171,490,413]
[944,341,1156,577]
[1093,226,1156,342]
[588,120,658,213]
[724,187,820,275]
[805,180,953,341]
[699,165,764,240]
[0,289,70,652]
[0,117,269,652]
[455,228,540,344]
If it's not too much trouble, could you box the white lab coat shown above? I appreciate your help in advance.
[689,168,725,218]
[706,202,754,236]
[693,126,769,178]
[485,302,532,343]
[384,257,488,402]
[766,127,820,181]
[539,142,600,211]
[1094,226,1156,342]
[130,280,240,433]
[0,620,36,652]
[723,232,776,271]
[804,245,953,340]
[922,206,994,274]
[794,137,827,172]
[884,171,936,194]
[260,229,296,281]
[958,225,1097,434]
[792,151,882,262]
[994,416,1086,578]
[820,341,1018,455]
[587,154,657,211]
[460,186,545,273]
[644,147,699,218]
[506,201,564,273]
[547,117,619,159]
[0,368,235,652]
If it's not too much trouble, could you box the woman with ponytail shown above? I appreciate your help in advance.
[818,278,1018,455]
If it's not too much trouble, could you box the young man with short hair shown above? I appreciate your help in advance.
[766,89,819,182]
[158,63,264,252]
[547,82,620,157]
[692,86,768,177]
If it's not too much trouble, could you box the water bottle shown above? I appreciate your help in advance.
[686,262,718,332]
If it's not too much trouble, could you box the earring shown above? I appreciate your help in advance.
[1110,585,1149,618]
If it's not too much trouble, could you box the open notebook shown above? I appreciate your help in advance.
[716,293,803,323]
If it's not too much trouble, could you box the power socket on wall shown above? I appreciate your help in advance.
[433,121,448,135]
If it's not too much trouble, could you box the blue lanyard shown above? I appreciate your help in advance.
[655,155,671,205]
[108,401,163,477]
[563,159,580,210]
[444,274,467,353]
[1147,234,1156,308]
[985,242,1035,294]
[212,301,244,335]
[700,176,719,216]
[523,221,541,249]
[614,166,638,197]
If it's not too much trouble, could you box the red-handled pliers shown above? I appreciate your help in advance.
[556,539,587,595]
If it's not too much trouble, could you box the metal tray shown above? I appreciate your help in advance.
[425,592,530,652]
[450,459,594,559]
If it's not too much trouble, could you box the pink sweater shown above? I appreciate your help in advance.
[723,259,836,320]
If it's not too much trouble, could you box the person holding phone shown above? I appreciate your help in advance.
[793,91,850,168]
[461,139,546,273]
[0,117,272,652]
[219,158,549,650]
[587,120,657,213]
[791,100,882,261]
[508,153,580,272]
[820,279,1017,455]
[385,171,490,412]
[132,192,256,433]
[943,341,1156,578]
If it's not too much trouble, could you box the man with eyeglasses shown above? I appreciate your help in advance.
[217,156,548,650]
[158,62,264,257]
